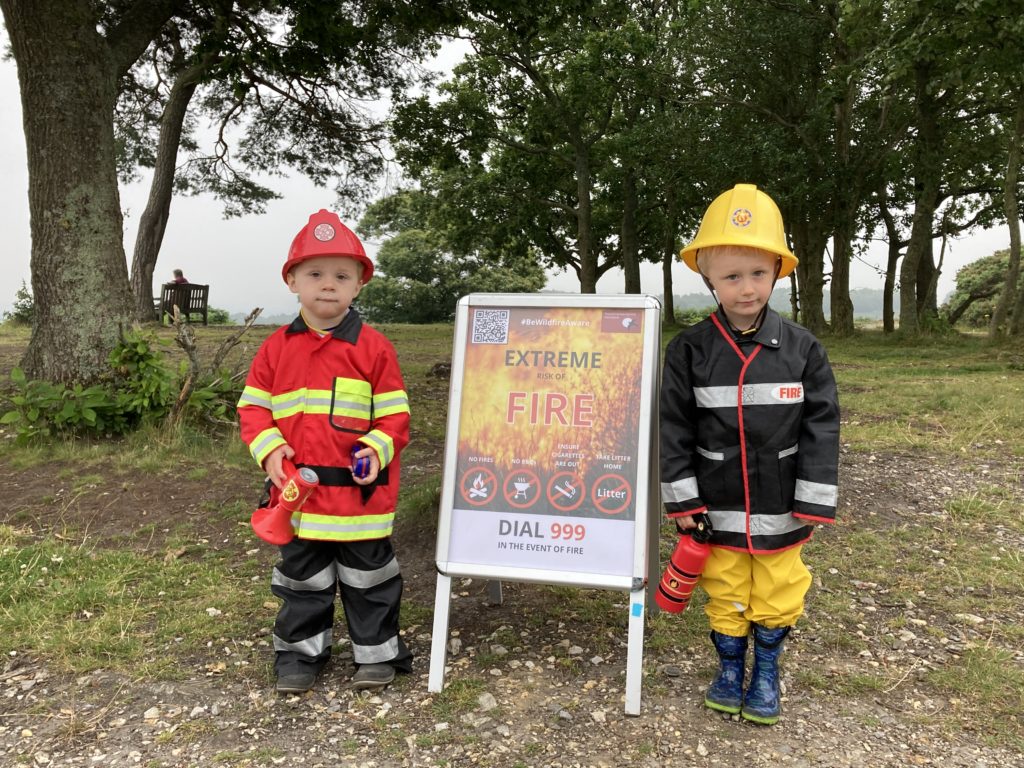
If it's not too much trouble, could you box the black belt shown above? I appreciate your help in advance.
[298,464,388,504]
[299,465,389,487]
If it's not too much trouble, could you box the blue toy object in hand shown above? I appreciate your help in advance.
[351,445,371,479]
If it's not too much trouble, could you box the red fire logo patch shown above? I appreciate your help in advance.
[313,223,336,242]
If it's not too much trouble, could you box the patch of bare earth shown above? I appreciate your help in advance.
[1,449,1022,767]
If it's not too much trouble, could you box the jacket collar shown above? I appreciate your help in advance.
[286,307,363,343]
[713,306,783,349]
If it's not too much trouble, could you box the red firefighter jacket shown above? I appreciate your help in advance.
[660,308,839,554]
[238,310,410,541]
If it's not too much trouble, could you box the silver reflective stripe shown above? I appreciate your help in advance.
[352,635,399,664]
[336,557,400,589]
[374,395,409,409]
[694,386,736,408]
[708,509,807,536]
[697,446,725,461]
[250,431,284,458]
[333,398,372,415]
[362,431,392,465]
[795,479,838,507]
[695,382,805,408]
[778,444,799,459]
[272,563,336,592]
[273,627,332,656]
[298,520,393,534]
[661,476,699,502]
[238,392,271,408]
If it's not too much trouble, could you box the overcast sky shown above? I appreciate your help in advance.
[0,31,1012,319]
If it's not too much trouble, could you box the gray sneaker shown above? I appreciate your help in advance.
[276,670,316,694]
[351,663,395,690]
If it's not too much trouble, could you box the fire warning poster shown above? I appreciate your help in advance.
[436,297,659,583]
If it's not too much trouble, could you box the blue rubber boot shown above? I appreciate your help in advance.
[741,624,791,725]
[705,631,748,714]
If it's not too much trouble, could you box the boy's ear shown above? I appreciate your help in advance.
[285,270,299,293]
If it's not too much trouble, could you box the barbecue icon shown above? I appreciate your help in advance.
[512,478,533,500]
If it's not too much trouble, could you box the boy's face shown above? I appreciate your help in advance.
[703,248,778,330]
[286,256,364,329]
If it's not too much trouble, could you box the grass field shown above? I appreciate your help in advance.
[0,319,1022,756]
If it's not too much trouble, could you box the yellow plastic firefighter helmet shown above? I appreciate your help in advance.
[679,184,798,278]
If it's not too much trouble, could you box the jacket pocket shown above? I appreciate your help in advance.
[761,444,798,511]
[329,377,372,434]
[696,445,741,507]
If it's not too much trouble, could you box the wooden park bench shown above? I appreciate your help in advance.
[159,282,209,325]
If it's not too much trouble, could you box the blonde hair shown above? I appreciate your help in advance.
[696,245,779,275]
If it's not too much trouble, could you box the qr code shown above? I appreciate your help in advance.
[471,309,510,344]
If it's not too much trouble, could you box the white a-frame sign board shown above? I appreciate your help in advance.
[428,293,662,715]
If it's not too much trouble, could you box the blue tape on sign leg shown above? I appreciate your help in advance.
[632,603,643,617]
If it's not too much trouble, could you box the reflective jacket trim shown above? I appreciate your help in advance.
[708,509,807,537]
[372,389,411,418]
[238,386,272,409]
[661,476,699,502]
[250,427,287,465]
[795,478,838,507]
[292,511,394,540]
[271,388,332,419]
[696,445,724,461]
[779,444,799,458]
[332,377,373,421]
[362,429,395,467]
[694,381,805,408]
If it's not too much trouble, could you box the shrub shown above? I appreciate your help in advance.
[2,281,34,325]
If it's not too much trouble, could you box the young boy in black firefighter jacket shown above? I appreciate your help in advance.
[660,184,840,725]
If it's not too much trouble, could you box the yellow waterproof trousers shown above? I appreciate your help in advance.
[701,546,811,636]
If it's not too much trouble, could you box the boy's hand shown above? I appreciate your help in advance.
[675,516,698,532]
[264,445,295,489]
[351,445,380,485]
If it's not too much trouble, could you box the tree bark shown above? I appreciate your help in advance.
[877,193,904,334]
[830,229,855,335]
[1,0,180,383]
[899,63,942,334]
[574,145,597,293]
[620,167,641,293]
[990,100,1023,339]
[130,68,201,322]
[661,186,677,326]
[790,215,828,334]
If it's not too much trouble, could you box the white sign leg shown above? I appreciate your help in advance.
[624,587,646,715]
[427,573,453,693]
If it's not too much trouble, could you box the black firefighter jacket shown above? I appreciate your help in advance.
[660,308,840,554]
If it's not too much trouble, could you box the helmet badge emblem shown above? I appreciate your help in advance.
[731,208,752,228]
[313,223,336,242]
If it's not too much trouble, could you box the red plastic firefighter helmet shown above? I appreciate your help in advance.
[281,209,374,284]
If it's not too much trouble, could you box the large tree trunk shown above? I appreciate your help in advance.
[877,194,903,334]
[830,228,855,335]
[661,187,677,326]
[130,71,200,322]
[990,101,1023,339]
[790,216,828,334]
[1,0,180,383]
[620,167,641,293]
[899,63,942,334]
[574,145,597,293]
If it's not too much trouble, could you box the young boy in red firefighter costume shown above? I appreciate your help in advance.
[660,184,840,725]
[238,209,413,694]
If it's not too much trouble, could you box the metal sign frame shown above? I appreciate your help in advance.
[427,293,662,715]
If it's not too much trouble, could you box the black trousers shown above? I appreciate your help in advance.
[270,537,413,676]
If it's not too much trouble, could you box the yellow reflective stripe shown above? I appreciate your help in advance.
[362,429,395,467]
[333,378,372,420]
[334,377,372,398]
[249,427,286,465]
[270,388,332,419]
[238,386,272,409]
[292,511,395,541]
[372,389,410,418]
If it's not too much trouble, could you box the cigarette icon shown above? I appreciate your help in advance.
[554,481,577,499]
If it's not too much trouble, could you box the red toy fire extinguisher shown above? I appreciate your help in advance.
[250,459,319,545]
[655,514,712,613]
